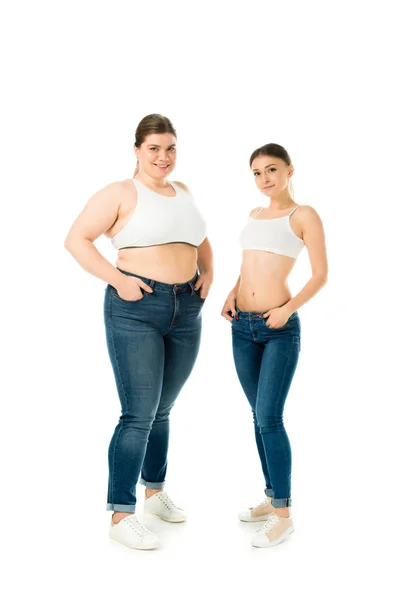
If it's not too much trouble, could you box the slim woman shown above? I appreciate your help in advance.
[221,143,327,548]
[65,114,213,550]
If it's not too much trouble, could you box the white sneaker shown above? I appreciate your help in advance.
[238,497,275,522]
[251,513,294,548]
[145,491,187,523]
[109,514,160,550]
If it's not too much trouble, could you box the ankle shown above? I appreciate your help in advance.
[112,511,133,525]
[145,488,163,499]
[273,507,290,518]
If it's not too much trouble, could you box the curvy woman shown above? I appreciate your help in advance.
[221,143,327,548]
[65,114,213,550]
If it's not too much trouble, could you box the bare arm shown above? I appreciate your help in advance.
[64,181,153,301]
[221,276,241,321]
[64,181,127,289]
[194,237,214,298]
[197,237,213,277]
[284,206,328,314]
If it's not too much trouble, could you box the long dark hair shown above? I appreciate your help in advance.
[133,114,177,176]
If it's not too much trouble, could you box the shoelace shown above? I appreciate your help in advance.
[252,497,272,510]
[158,492,179,511]
[259,513,280,533]
[125,515,153,538]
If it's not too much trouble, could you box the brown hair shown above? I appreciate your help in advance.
[133,114,177,176]
[249,143,292,168]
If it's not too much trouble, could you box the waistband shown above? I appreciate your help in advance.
[235,306,299,320]
[117,268,199,293]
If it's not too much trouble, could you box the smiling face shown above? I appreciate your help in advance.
[251,155,294,197]
[135,133,177,180]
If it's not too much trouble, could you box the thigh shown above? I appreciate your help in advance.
[257,332,300,421]
[231,321,264,412]
[105,290,166,419]
[156,321,202,415]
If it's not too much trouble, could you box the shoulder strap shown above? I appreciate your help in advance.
[288,205,300,217]
[251,206,263,218]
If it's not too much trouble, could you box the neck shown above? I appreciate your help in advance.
[267,189,294,210]
[137,171,169,189]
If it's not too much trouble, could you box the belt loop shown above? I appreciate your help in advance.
[188,274,197,294]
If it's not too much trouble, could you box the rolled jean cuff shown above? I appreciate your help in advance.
[264,488,274,498]
[140,477,166,489]
[106,503,136,513]
[271,498,292,508]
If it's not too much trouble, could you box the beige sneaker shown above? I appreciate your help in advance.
[238,497,275,522]
[251,513,294,547]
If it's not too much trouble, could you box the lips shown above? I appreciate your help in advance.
[154,164,169,169]
[263,185,274,190]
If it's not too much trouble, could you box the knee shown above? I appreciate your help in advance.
[257,415,284,434]
[119,414,154,432]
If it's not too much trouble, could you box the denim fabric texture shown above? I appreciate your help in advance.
[231,307,301,508]
[104,269,204,512]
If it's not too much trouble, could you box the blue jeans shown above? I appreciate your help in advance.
[231,308,301,508]
[104,269,204,512]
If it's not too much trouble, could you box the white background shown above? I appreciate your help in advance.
[2,1,399,598]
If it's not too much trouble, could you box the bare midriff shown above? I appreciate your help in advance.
[237,250,296,312]
[116,243,198,284]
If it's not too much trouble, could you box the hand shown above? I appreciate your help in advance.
[263,305,292,329]
[116,275,153,301]
[194,272,213,299]
[221,293,236,322]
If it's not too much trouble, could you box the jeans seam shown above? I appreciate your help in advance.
[108,325,129,505]
[261,341,292,501]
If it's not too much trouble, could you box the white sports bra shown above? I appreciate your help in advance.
[111,179,207,250]
[239,205,305,258]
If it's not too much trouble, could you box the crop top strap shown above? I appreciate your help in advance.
[251,206,263,218]
[288,205,300,217]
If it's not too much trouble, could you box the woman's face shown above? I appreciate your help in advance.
[135,133,177,180]
[251,155,293,197]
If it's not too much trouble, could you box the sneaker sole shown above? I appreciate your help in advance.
[146,510,186,523]
[239,514,272,522]
[109,532,160,550]
[252,526,294,548]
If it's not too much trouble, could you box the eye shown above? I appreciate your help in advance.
[268,168,276,172]
[168,147,176,152]
[149,147,158,151]
[254,172,260,176]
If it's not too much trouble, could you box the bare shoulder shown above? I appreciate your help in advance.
[90,178,136,206]
[294,205,323,225]
[172,180,191,194]
[249,206,262,217]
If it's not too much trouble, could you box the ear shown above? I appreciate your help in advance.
[288,167,294,178]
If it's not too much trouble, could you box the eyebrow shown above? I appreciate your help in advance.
[252,163,277,172]
[147,144,176,148]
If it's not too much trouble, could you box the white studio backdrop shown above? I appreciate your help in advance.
[1,0,399,598]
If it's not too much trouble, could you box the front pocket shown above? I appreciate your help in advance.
[193,289,206,302]
[111,289,147,303]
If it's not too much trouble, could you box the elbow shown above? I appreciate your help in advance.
[64,235,73,253]
[314,272,328,286]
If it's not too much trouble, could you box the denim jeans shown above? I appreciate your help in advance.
[104,269,204,512]
[231,307,301,508]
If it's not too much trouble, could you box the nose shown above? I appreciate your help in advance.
[158,150,169,161]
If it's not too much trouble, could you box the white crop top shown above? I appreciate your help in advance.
[239,205,305,259]
[111,179,207,250]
